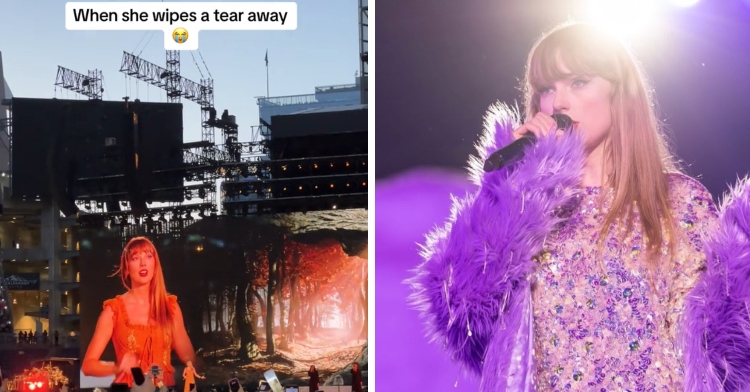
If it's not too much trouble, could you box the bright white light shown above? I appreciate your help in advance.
[669,0,700,7]
[586,0,659,40]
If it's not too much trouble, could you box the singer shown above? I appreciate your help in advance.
[408,22,750,391]
[82,237,198,388]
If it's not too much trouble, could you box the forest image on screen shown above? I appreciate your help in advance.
[78,210,368,389]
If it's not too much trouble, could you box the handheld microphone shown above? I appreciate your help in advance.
[483,114,573,172]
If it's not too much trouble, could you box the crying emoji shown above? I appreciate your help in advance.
[172,27,188,44]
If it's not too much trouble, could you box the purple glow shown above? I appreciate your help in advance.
[375,169,480,390]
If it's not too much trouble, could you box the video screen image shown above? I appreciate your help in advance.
[78,210,368,389]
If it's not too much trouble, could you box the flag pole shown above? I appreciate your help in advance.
[265,49,269,98]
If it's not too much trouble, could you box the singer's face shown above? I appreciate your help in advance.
[127,248,155,286]
[538,62,613,152]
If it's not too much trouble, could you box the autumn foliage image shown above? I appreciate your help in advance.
[190,236,368,384]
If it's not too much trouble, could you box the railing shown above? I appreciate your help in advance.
[257,94,319,107]
[256,92,359,107]
[315,83,358,93]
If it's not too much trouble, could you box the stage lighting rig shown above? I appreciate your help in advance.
[77,202,215,243]
[120,51,220,145]
[222,152,368,215]
[55,66,104,100]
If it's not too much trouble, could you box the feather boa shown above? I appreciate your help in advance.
[682,176,750,392]
[407,102,750,391]
[407,103,585,391]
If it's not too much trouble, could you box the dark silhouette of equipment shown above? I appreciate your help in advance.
[9,97,184,217]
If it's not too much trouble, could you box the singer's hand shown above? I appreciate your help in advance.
[512,112,563,141]
[116,352,138,375]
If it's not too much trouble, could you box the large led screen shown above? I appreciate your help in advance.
[78,210,368,391]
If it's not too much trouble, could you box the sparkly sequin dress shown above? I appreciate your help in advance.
[532,173,718,391]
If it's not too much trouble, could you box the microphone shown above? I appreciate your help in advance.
[483,114,573,172]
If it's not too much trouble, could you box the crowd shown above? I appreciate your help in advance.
[15,330,59,345]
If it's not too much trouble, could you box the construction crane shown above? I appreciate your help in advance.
[54,66,104,100]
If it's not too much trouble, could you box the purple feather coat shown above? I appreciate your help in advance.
[407,103,750,391]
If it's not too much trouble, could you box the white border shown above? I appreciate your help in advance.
[366,0,375,389]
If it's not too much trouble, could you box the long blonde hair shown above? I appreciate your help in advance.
[111,236,174,329]
[522,22,678,260]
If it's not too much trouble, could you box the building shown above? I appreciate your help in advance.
[0,51,81,354]
[1,50,11,174]
[256,77,364,126]
[0,211,81,341]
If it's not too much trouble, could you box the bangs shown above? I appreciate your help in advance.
[126,239,155,257]
[528,26,618,92]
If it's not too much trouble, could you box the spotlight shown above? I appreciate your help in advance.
[585,0,658,39]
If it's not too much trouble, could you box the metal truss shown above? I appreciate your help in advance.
[55,66,104,100]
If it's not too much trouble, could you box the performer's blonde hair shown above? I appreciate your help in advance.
[522,22,678,260]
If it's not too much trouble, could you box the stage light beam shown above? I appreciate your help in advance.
[669,0,700,7]
[585,0,658,39]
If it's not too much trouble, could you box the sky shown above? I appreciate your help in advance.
[0,0,362,144]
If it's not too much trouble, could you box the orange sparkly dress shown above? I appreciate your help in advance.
[104,294,179,387]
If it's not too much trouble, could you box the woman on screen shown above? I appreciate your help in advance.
[82,236,197,388]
